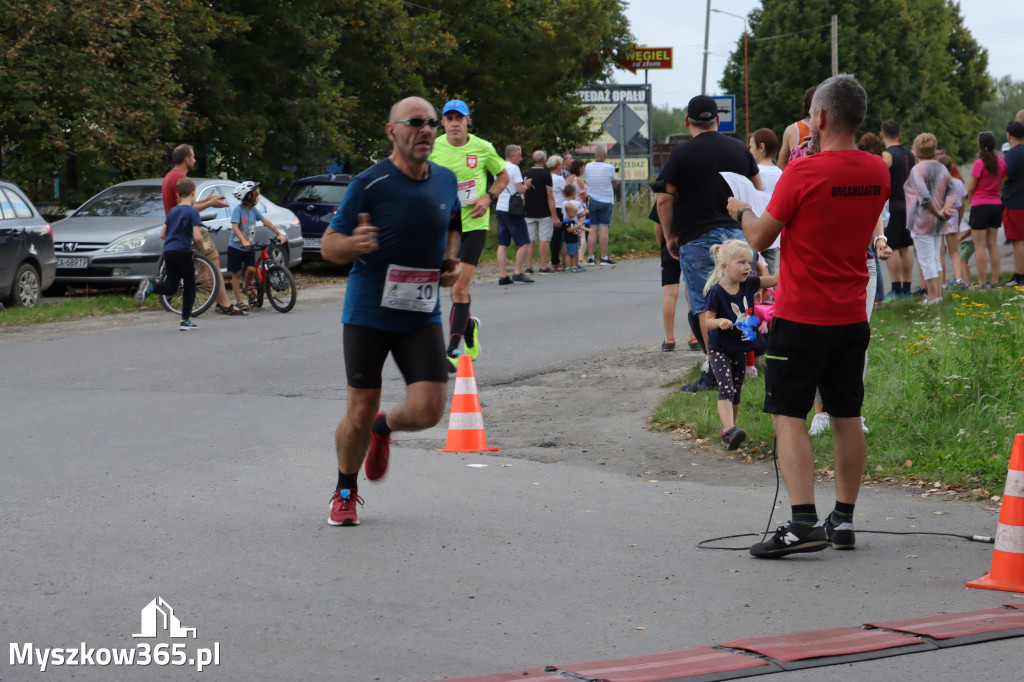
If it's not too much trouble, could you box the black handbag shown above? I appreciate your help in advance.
[507,192,525,217]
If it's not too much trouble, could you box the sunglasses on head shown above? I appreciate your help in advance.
[391,117,441,130]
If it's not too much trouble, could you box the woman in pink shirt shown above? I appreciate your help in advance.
[967,131,1008,287]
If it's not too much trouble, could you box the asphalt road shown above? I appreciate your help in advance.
[2,259,1022,681]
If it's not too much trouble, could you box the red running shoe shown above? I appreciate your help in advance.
[364,412,392,481]
[328,488,364,526]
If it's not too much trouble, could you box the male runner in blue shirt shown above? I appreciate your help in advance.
[320,96,462,527]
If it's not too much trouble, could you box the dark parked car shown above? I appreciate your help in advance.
[0,180,55,308]
[49,178,303,289]
[280,174,350,261]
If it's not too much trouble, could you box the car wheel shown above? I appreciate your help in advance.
[268,243,288,267]
[7,262,41,308]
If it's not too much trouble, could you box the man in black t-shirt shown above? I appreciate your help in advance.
[657,95,761,392]
[523,150,560,273]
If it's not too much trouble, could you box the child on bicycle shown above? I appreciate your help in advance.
[703,239,778,449]
[228,181,286,311]
[135,177,206,330]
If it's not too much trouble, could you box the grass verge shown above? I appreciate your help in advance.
[477,193,659,264]
[651,287,1024,498]
[0,291,163,327]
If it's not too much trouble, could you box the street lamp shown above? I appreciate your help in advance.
[712,8,749,143]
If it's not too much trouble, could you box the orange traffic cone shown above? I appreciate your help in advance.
[435,355,498,453]
[967,433,1024,593]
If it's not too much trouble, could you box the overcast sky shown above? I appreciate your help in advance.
[617,0,1023,110]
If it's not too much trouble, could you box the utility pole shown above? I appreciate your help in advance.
[701,0,711,94]
[831,15,838,76]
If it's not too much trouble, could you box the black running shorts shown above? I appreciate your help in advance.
[762,318,870,419]
[458,229,488,267]
[343,323,448,389]
[884,201,913,250]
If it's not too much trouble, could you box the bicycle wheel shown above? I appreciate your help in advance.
[158,254,219,317]
[265,263,297,313]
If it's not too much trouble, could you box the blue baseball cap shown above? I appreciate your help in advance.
[442,99,470,117]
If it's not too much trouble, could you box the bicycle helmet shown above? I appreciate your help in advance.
[233,181,260,201]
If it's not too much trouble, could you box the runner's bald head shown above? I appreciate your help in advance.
[390,97,435,123]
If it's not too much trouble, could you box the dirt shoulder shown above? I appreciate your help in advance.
[403,345,773,489]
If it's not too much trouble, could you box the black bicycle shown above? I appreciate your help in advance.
[156,252,219,317]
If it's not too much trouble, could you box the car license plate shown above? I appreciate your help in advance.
[57,256,88,269]
[303,237,321,249]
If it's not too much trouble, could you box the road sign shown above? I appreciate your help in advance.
[616,45,673,74]
[600,103,645,145]
[712,95,736,134]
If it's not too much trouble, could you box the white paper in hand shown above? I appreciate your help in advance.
[720,172,771,217]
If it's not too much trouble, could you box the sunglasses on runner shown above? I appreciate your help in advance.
[390,117,441,130]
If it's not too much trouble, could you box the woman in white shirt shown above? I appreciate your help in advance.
[749,128,783,271]
[547,155,567,271]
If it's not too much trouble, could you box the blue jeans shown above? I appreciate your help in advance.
[496,211,530,247]
[588,199,614,226]
[679,227,745,314]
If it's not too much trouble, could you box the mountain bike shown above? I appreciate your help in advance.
[246,241,297,313]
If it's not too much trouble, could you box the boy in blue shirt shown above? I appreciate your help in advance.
[135,177,206,330]
[227,181,286,310]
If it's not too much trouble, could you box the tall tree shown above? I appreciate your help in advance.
[719,0,991,161]
[175,0,350,193]
[0,0,214,204]
[651,104,689,144]
[982,76,1024,137]
[416,0,633,157]
[0,0,631,206]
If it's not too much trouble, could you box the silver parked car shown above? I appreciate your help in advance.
[49,178,302,289]
[0,179,56,307]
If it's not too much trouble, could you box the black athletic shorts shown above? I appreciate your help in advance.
[763,318,870,419]
[459,229,488,267]
[969,203,1004,230]
[343,323,448,389]
[660,242,681,286]
[884,200,913,249]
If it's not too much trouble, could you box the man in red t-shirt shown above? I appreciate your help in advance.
[727,74,890,559]
[153,144,234,312]
[162,144,228,215]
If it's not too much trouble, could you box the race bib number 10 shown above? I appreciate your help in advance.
[457,179,478,207]
[381,264,440,313]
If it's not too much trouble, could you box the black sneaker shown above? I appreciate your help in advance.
[722,427,746,450]
[511,273,534,283]
[750,521,829,558]
[821,514,856,550]
[599,257,616,266]
[498,276,513,286]
[680,370,715,392]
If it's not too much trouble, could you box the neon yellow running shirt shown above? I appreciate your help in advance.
[430,134,505,232]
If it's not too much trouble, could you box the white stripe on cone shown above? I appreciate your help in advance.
[994,525,1024,554]
[1005,468,1024,497]
[454,377,478,394]
[448,411,485,431]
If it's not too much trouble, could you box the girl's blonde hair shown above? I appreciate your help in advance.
[703,239,754,295]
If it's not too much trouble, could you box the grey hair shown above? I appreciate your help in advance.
[546,154,562,170]
[532,150,547,164]
[810,74,867,135]
[505,144,521,158]
[594,144,607,160]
